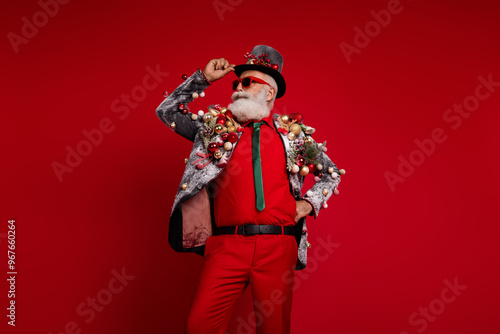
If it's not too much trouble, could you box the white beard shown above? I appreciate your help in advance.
[227,88,270,123]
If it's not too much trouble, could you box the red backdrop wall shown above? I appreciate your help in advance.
[2,0,500,333]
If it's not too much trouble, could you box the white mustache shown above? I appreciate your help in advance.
[231,91,253,101]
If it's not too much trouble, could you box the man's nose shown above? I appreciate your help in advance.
[235,81,244,91]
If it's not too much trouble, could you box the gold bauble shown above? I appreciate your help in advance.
[300,166,309,176]
[328,167,334,174]
[290,123,302,136]
[303,136,314,146]
[203,113,213,122]
[181,183,188,190]
[214,124,223,134]
[287,132,296,141]
[322,189,329,196]
[307,242,312,249]
[192,92,199,99]
[226,121,233,127]
[223,142,233,151]
[280,114,289,123]
[191,114,198,120]
[227,126,236,133]
[214,150,223,159]
[184,158,189,164]
[339,169,346,175]
[170,122,176,129]
[220,107,227,114]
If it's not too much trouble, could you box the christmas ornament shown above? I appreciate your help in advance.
[303,136,313,146]
[290,123,302,136]
[228,132,238,143]
[223,142,233,151]
[322,203,328,209]
[227,126,236,133]
[306,190,313,197]
[203,113,213,122]
[280,114,289,123]
[328,167,334,174]
[191,114,198,120]
[170,122,176,129]
[339,169,346,175]
[287,132,296,141]
[300,166,309,176]
[334,189,340,195]
[198,110,204,116]
[331,172,338,179]
[214,124,223,134]
[163,91,169,97]
[192,92,199,99]
[290,113,303,124]
[182,74,188,80]
[322,189,329,196]
[199,92,205,97]
[181,183,188,190]
[208,142,218,153]
[214,150,223,159]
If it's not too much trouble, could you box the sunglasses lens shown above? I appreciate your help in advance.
[232,80,239,91]
[241,77,252,87]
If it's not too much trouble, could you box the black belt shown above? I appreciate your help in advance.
[215,224,295,236]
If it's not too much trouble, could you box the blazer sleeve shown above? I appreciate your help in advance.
[301,138,341,219]
[155,69,211,142]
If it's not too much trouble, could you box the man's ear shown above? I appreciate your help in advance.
[267,87,276,102]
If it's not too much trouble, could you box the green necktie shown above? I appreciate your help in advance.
[252,121,265,211]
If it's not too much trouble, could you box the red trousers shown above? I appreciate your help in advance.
[185,233,298,334]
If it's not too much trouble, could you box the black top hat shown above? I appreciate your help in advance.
[234,45,286,99]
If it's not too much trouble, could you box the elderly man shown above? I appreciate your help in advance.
[155,45,343,334]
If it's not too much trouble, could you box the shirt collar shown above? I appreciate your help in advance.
[241,112,276,129]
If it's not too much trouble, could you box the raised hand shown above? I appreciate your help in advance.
[202,58,235,83]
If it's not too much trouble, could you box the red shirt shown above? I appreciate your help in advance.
[211,113,297,227]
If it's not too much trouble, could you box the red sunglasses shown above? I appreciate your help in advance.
[232,76,271,91]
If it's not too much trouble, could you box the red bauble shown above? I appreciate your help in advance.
[318,172,323,178]
[178,104,185,110]
[272,64,279,70]
[208,142,218,153]
[214,104,221,111]
[307,164,316,173]
[182,109,188,114]
[296,156,305,167]
[216,119,225,125]
[182,74,188,80]
[221,133,229,141]
[228,132,238,143]
[290,113,303,123]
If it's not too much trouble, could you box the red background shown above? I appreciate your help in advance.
[2,0,500,333]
